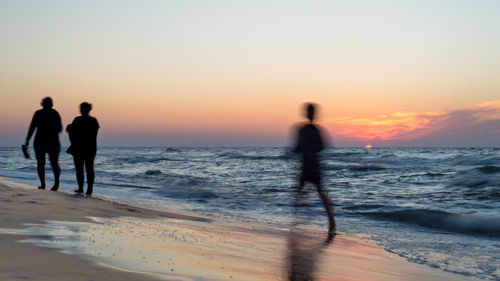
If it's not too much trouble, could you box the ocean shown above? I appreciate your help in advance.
[1,146,499,280]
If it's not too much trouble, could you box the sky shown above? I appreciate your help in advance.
[1,0,499,146]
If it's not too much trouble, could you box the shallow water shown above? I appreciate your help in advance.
[1,146,499,280]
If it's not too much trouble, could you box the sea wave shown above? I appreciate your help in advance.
[323,150,437,170]
[424,172,447,177]
[323,151,366,158]
[362,209,500,237]
[449,167,500,188]
[476,165,500,174]
[348,165,387,172]
[154,181,218,200]
[95,180,155,190]
[451,155,500,166]
[145,169,163,176]
[323,164,387,171]
[15,166,36,171]
[343,203,386,210]
[218,152,283,161]
[110,156,182,164]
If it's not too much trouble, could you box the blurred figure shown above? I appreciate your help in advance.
[66,102,100,196]
[293,103,336,238]
[24,97,62,191]
[285,103,336,280]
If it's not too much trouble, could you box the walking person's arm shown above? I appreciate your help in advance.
[55,111,63,133]
[25,112,38,146]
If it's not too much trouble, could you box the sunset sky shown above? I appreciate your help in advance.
[1,0,499,146]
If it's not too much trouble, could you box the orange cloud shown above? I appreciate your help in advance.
[325,101,500,145]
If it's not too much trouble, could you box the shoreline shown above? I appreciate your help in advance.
[0,177,481,281]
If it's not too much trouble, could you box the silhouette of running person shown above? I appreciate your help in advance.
[24,97,62,191]
[294,103,336,239]
[66,102,100,196]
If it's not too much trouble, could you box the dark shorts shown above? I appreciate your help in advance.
[73,152,96,161]
[299,171,322,192]
[34,145,60,161]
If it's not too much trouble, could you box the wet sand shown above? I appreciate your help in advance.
[0,178,481,281]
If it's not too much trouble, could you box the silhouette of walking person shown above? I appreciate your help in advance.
[24,97,62,191]
[66,102,99,196]
[293,103,336,239]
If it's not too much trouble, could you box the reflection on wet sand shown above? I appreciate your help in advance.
[0,214,478,281]
[286,226,334,281]
[1,217,288,280]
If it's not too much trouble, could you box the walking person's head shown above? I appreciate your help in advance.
[304,103,316,122]
[80,102,92,116]
[41,97,53,109]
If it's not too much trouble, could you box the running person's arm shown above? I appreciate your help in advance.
[294,127,305,154]
[314,127,324,153]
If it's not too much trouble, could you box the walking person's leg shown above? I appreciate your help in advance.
[48,151,60,191]
[74,156,84,193]
[85,155,95,195]
[35,148,46,189]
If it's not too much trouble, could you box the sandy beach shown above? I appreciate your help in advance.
[0,178,481,281]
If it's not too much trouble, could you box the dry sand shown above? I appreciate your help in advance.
[0,178,481,281]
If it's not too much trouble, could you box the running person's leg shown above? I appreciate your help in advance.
[313,176,336,238]
[318,191,335,233]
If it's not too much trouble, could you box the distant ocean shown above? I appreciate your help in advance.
[1,147,499,280]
